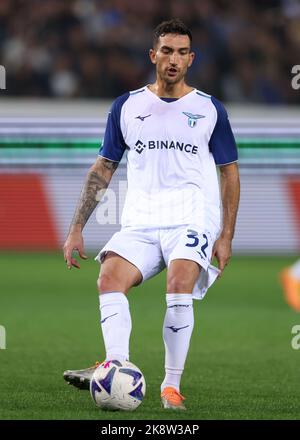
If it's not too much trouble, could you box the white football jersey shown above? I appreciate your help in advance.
[99,86,238,229]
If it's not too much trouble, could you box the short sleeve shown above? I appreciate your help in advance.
[98,92,130,162]
[209,97,238,166]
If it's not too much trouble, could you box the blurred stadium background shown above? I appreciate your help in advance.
[1,0,300,420]
[1,0,300,253]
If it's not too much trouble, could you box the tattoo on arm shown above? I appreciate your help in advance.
[70,158,118,230]
[101,159,118,172]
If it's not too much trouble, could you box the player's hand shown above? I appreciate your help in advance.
[211,236,232,277]
[63,230,88,269]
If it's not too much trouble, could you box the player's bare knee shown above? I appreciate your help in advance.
[97,272,121,294]
[167,276,194,293]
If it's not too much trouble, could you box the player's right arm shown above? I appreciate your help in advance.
[63,157,118,269]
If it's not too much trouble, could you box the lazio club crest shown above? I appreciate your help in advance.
[183,112,205,128]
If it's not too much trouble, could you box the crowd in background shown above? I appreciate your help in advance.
[0,0,300,103]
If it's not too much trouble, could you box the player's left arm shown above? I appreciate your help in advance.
[212,162,240,275]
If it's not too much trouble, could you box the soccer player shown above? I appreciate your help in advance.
[63,19,240,410]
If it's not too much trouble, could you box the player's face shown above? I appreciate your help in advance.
[149,34,194,85]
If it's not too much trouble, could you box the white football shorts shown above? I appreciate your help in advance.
[95,224,221,300]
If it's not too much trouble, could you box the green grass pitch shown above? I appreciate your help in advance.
[0,252,299,420]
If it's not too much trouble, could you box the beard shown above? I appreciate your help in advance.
[158,66,187,85]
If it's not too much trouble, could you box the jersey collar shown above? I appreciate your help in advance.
[145,86,196,103]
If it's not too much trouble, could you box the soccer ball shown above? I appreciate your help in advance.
[90,360,146,411]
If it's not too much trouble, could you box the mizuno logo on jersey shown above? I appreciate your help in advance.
[135,114,151,121]
[134,139,198,155]
[183,112,205,128]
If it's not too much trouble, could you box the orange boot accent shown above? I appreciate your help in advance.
[161,386,186,410]
[280,269,300,312]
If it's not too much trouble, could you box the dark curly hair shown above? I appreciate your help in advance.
[153,19,192,48]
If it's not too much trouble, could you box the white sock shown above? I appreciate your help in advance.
[99,291,131,362]
[161,293,194,393]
